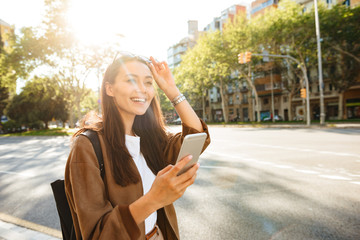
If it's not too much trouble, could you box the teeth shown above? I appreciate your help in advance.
[131,98,145,102]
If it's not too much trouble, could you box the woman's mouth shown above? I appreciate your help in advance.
[131,98,146,103]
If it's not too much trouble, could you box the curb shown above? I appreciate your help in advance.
[0,213,61,239]
[206,123,360,129]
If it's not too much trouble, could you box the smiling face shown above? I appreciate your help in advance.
[105,60,155,122]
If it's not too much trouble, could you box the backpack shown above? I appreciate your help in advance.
[51,130,105,240]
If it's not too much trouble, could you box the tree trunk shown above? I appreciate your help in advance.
[202,91,206,121]
[338,91,344,120]
[208,89,213,122]
[219,77,228,123]
[69,108,74,128]
[245,77,260,122]
[76,96,81,125]
[288,92,293,121]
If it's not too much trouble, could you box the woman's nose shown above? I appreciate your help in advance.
[136,82,146,93]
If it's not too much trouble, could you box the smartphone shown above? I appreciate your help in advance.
[176,132,207,175]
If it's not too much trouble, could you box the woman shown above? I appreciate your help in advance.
[64,53,210,240]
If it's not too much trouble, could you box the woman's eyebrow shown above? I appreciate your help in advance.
[124,73,138,78]
[123,73,153,79]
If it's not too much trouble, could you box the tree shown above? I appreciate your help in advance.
[7,76,68,129]
[174,35,214,121]
[39,0,116,127]
[176,31,233,122]
[320,4,360,119]
[224,14,262,122]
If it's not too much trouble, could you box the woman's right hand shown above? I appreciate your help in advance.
[149,155,200,209]
[129,155,199,224]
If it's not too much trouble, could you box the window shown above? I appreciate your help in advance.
[283,96,288,103]
[236,94,240,100]
[263,98,269,105]
[243,94,248,104]
[228,84,233,93]
[229,96,233,105]
[343,0,350,6]
[329,84,333,91]
[235,80,239,89]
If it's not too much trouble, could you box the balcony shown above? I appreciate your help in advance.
[240,87,248,93]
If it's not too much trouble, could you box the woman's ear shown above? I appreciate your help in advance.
[105,82,114,97]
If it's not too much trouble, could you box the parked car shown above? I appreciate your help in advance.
[263,115,283,121]
[171,117,182,125]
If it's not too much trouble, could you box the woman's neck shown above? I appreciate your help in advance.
[120,112,135,136]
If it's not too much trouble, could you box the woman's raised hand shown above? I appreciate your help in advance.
[148,155,199,208]
[148,56,179,99]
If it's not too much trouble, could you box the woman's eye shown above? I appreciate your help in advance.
[127,78,136,83]
[145,81,153,86]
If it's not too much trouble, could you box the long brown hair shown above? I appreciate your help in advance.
[75,55,169,186]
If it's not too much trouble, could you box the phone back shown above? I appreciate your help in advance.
[176,132,207,175]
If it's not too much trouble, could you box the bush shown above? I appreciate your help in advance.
[2,120,22,133]
[29,121,45,130]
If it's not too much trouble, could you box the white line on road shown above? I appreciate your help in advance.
[294,169,320,174]
[318,175,352,181]
[212,139,360,158]
[0,170,35,178]
[202,150,358,184]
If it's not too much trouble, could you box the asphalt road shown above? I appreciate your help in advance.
[0,127,360,239]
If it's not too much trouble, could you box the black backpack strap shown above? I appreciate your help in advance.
[81,130,105,179]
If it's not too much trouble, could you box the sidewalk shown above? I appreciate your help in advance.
[0,219,60,240]
[207,122,360,129]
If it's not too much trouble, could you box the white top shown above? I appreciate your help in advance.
[125,135,157,234]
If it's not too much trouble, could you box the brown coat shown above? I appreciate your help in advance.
[64,120,210,240]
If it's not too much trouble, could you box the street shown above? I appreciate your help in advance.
[0,127,360,239]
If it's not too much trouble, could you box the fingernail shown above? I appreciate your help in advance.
[188,155,193,160]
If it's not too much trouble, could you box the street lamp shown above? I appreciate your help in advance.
[313,0,325,125]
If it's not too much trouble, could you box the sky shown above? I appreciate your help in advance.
[0,0,253,61]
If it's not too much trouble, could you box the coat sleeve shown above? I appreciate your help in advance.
[164,118,211,165]
[65,136,141,240]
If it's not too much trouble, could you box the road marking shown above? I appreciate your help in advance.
[212,140,360,158]
[203,150,359,184]
[294,169,320,174]
[273,164,293,169]
[345,173,360,177]
[0,170,35,178]
[319,175,352,180]
[200,165,234,170]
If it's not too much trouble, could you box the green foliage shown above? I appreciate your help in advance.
[0,86,9,118]
[2,120,21,133]
[6,76,67,128]
[1,128,74,137]
[80,90,99,116]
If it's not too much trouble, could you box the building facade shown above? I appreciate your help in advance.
[167,20,200,70]
[168,2,360,122]
[0,19,12,52]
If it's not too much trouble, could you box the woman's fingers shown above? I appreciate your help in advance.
[157,164,173,176]
[169,155,193,176]
[150,56,161,72]
[177,162,199,184]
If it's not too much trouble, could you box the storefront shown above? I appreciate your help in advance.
[346,99,360,119]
